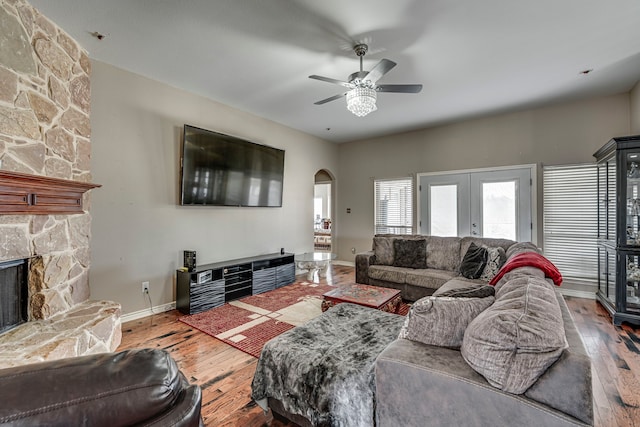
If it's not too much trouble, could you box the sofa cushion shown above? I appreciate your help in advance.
[432,277,486,296]
[373,236,396,265]
[493,265,546,290]
[524,292,594,426]
[426,236,461,271]
[459,243,488,279]
[393,239,427,268]
[437,284,495,298]
[461,276,568,394]
[399,295,495,349]
[479,246,507,281]
[460,237,516,262]
[369,265,411,284]
[505,241,541,259]
[405,269,458,290]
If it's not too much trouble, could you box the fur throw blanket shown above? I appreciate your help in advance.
[251,303,404,426]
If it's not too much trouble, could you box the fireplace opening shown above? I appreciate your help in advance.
[0,259,28,334]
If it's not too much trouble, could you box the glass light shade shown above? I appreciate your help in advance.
[346,87,377,117]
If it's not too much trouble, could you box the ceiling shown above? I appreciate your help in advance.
[29,0,640,143]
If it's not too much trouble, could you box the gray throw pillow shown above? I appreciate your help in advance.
[461,276,568,394]
[459,243,488,279]
[393,239,427,269]
[399,295,495,349]
[479,246,507,281]
[373,236,395,265]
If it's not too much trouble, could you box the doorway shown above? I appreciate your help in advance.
[314,170,333,252]
[418,165,534,241]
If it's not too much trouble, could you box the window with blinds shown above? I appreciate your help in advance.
[543,164,598,284]
[374,178,413,235]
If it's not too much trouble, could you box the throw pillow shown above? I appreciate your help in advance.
[479,247,507,282]
[393,239,427,269]
[437,284,495,299]
[461,276,568,394]
[459,242,488,279]
[398,295,495,349]
[373,236,395,266]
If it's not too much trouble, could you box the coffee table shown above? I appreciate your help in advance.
[295,252,336,281]
[321,283,402,313]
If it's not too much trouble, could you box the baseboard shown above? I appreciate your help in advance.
[121,301,176,323]
[558,288,596,300]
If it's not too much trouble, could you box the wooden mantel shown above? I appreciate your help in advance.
[0,170,101,215]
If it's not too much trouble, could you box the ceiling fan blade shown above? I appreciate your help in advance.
[376,84,423,93]
[314,92,348,105]
[309,75,353,89]
[363,59,397,83]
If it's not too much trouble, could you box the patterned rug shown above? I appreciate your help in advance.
[179,281,409,358]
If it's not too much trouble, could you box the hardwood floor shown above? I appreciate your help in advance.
[119,265,639,427]
[564,296,640,427]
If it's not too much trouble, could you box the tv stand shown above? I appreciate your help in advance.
[176,252,295,315]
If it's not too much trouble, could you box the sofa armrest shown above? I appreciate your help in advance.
[0,348,203,427]
[152,378,204,427]
[375,339,589,427]
[355,251,376,284]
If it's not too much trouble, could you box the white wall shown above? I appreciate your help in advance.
[336,94,630,274]
[90,61,338,315]
[631,80,640,134]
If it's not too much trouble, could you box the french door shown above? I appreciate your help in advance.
[418,166,533,241]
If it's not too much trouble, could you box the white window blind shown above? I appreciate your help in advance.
[374,178,413,234]
[543,164,598,283]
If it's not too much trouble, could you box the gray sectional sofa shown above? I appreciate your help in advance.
[356,234,535,300]
[252,235,593,426]
[376,270,593,426]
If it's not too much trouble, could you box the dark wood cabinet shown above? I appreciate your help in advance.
[594,135,640,325]
[176,253,295,314]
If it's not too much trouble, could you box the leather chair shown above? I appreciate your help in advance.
[0,348,203,426]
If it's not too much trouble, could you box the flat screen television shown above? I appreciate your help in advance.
[180,125,285,207]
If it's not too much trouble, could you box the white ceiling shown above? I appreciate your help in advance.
[29,0,640,143]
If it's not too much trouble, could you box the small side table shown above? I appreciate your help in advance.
[295,252,336,281]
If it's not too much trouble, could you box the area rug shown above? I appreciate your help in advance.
[179,281,410,358]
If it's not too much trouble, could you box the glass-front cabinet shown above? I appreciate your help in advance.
[594,135,640,325]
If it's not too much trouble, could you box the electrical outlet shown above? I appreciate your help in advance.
[142,281,150,294]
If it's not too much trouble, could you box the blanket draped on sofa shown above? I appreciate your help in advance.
[489,252,563,286]
[251,303,404,427]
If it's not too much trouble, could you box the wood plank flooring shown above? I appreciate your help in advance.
[565,296,640,427]
[119,266,640,426]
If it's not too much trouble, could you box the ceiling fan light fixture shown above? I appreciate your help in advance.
[346,86,377,117]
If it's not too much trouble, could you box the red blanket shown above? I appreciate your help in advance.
[489,252,562,286]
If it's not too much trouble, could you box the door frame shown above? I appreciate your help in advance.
[416,164,537,243]
[314,169,335,253]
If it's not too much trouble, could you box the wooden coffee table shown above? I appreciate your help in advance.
[321,283,402,314]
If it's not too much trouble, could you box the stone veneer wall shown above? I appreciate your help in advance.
[0,0,94,321]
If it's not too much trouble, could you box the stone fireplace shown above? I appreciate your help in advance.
[0,0,121,368]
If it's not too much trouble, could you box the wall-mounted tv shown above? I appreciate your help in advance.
[180,125,285,207]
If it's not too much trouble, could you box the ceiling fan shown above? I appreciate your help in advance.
[309,43,423,117]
